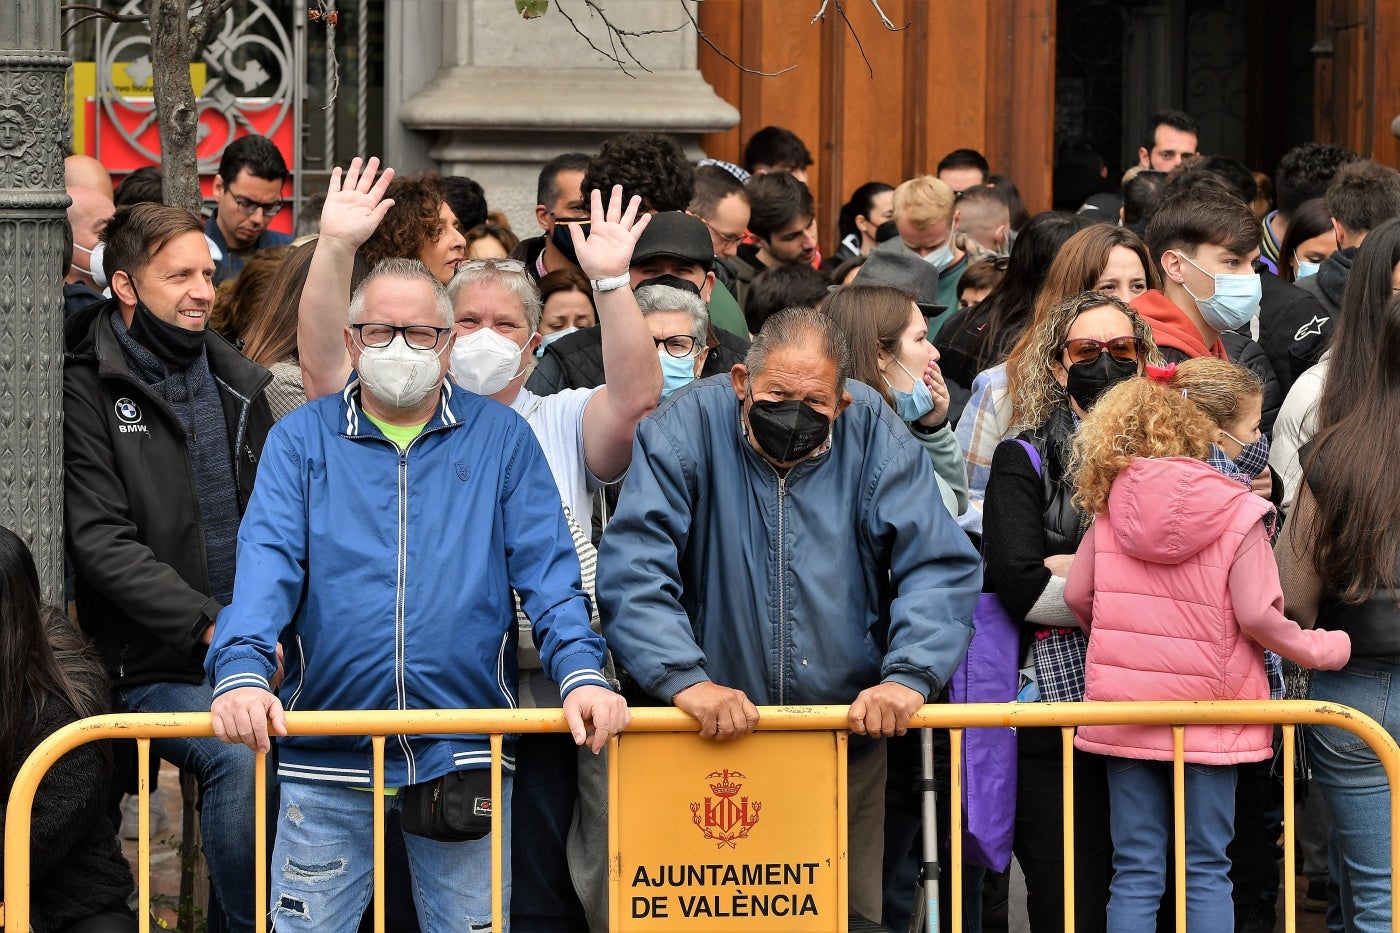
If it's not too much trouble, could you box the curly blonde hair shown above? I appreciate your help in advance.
[1069,376,1216,516]
[1007,291,1162,431]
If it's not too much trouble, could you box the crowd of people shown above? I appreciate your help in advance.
[6,111,1400,933]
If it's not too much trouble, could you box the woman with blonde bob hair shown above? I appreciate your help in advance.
[982,291,1159,933]
[1065,368,1348,933]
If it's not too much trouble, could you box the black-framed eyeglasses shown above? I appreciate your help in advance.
[227,191,284,217]
[458,258,527,274]
[654,334,699,358]
[1061,335,1144,366]
[694,213,745,248]
[353,323,452,351]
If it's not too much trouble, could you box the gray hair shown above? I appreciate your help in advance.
[446,259,544,332]
[745,306,850,397]
[634,284,710,346]
[348,258,452,328]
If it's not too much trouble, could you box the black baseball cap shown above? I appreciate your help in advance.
[631,211,715,272]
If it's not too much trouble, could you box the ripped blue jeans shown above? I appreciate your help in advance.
[270,777,512,932]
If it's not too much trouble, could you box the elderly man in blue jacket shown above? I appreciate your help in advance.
[598,306,981,923]
[209,253,630,929]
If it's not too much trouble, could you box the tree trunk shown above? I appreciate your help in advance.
[150,0,201,213]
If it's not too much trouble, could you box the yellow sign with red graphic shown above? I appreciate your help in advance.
[611,730,847,930]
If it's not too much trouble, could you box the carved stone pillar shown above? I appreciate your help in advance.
[397,0,738,231]
[0,1,69,603]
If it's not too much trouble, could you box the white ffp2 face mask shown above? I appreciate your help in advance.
[357,335,446,410]
[450,327,529,396]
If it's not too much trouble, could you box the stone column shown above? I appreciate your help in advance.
[0,1,69,603]
[398,0,738,232]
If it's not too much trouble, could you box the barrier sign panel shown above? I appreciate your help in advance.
[611,730,846,930]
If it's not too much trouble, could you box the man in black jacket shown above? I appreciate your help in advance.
[64,202,274,933]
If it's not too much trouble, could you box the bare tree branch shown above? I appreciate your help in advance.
[679,1,796,78]
[867,0,908,31]
[190,0,239,56]
[59,3,147,34]
[553,0,644,77]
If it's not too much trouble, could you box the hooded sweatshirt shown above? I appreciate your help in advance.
[1065,457,1350,764]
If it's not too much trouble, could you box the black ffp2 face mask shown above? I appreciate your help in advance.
[1064,352,1137,412]
[745,396,830,464]
[550,219,591,266]
[127,294,207,369]
[874,220,900,243]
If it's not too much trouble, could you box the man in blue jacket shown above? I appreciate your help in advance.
[209,257,628,928]
[598,307,981,923]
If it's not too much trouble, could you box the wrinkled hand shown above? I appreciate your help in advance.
[571,185,651,280]
[848,682,925,737]
[319,156,396,249]
[916,359,951,427]
[563,684,631,754]
[211,687,287,754]
[673,682,759,741]
[1044,554,1075,578]
[1251,466,1273,500]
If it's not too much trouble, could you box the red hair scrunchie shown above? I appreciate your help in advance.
[1144,362,1177,384]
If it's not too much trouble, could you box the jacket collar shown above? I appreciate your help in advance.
[339,376,461,439]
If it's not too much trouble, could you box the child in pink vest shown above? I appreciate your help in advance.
[1064,365,1350,933]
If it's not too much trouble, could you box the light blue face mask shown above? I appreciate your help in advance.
[1296,260,1321,280]
[534,326,577,358]
[659,350,699,400]
[882,357,935,422]
[920,226,957,273]
[1175,250,1262,333]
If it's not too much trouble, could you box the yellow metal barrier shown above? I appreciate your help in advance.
[4,701,1399,933]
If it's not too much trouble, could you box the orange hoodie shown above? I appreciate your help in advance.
[1129,289,1226,360]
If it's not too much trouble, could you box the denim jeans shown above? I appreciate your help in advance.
[120,680,261,933]
[271,777,513,933]
[1104,756,1235,933]
[1307,657,1400,933]
[509,733,585,931]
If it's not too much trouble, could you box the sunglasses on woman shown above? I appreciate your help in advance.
[1061,336,1144,366]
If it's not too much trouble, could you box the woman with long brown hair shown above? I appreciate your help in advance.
[1280,275,1400,932]
[0,526,135,932]
[821,283,966,516]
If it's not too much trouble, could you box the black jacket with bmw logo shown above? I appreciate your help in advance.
[63,299,274,688]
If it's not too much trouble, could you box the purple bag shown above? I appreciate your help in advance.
[947,591,1019,871]
[944,438,1039,871]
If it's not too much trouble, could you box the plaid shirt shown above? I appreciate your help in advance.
[955,363,1013,535]
[1031,628,1088,703]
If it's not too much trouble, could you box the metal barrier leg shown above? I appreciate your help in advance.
[255,749,267,933]
[1282,725,1296,933]
[1061,727,1076,931]
[950,728,964,933]
[1172,726,1186,933]
[138,737,151,933]
[372,735,385,933]
[492,733,504,933]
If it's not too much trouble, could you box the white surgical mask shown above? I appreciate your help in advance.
[450,327,529,396]
[357,334,446,410]
[1174,250,1261,333]
[76,241,107,288]
[534,326,577,359]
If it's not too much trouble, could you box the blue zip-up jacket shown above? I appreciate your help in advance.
[598,375,981,707]
[208,380,611,788]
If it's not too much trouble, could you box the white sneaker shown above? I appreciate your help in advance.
[120,786,172,839]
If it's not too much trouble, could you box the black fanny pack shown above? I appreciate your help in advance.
[400,769,494,842]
